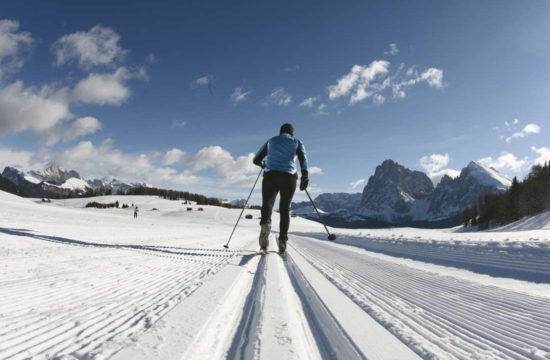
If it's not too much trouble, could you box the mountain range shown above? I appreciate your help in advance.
[1,165,144,198]
[292,159,511,228]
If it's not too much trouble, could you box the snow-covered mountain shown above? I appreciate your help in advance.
[1,165,141,197]
[292,159,511,228]
[428,161,511,218]
[359,160,434,222]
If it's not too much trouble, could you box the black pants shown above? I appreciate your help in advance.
[260,171,297,239]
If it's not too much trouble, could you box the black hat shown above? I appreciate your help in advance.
[280,123,294,136]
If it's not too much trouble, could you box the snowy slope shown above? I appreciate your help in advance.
[1,190,550,359]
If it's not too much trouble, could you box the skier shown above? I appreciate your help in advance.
[253,123,309,254]
[134,206,139,219]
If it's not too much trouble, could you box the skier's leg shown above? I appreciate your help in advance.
[277,174,297,253]
[260,173,278,249]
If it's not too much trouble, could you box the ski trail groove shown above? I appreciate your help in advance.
[0,242,243,360]
[291,236,550,360]
[226,255,267,359]
[284,253,366,360]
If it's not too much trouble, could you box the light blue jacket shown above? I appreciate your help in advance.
[253,134,309,176]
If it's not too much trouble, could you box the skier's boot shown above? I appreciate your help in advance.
[278,235,288,255]
[259,224,271,252]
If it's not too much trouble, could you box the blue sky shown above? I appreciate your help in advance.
[0,0,549,200]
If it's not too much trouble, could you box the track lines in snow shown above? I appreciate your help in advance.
[0,242,241,360]
[291,237,550,359]
[227,255,267,359]
[300,234,550,283]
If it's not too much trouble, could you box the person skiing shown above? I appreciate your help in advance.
[253,123,309,254]
[134,206,139,219]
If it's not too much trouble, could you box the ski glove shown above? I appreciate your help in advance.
[300,176,309,191]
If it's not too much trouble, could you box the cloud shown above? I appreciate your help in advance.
[0,147,37,171]
[0,19,33,79]
[308,166,323,175]
[0,81,71,135]
[384,43,399,56]
[532,146,550,166]
[350,178,365,189]
[328,61,444,105]
[46,116,102,146]
[171,120,188,129]
[373,94,385,104]
[419,153,460,184]
[48,139,200,186]
[329,61,390,103]
[505,123,541,143]
[161,148,187,165]
[190,146,258,187]
[264,88,292,106]
[191,75,215,94]
[299,97,318,108]
[316,103,328,116]
[478,152,528,172]
[230,87,251,103]
[52,25,127,70]
[72,67,146,106]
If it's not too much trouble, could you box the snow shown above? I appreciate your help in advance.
[468,161,512,189]
[60,177,90,191]
[1,189,549,359]
[23,174,42,184]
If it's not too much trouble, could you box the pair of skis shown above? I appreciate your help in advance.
[258,248,287,259]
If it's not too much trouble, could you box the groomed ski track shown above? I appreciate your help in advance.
[2,193,550,360]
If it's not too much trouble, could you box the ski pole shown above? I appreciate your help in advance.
[305,189,337,241]
[224,169,263,249]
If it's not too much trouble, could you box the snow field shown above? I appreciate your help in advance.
[291,236,550,359]
[2,191,550,359]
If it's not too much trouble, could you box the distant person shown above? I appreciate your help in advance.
[134,206,139,219]
[253,123,309,254]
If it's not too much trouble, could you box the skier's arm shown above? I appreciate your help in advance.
[296,140,309,176]
[253,142,268,167]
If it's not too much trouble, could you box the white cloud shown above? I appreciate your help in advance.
[419,153,460,184]
[0,19,33,79]
[420,68,444,88]
[308,166,323,175]
[191,146,259,187]
[420,153,450,173]
[230,87,251,103]
[532,146,550,166]
[373,94,385,104]
[72,67,146,106]
[384,43,399,56]
[504,118,520,128]
[52,25,127,69]
[505,123,541,143]
[171,120,188,128]
[191,75,213,88]
[50,140,200,186]
[264,88,292,106]
[328,61,390,103]
[46,116,102,146]
[299,97,318,108]
[0,81,71,135]
[316,103,328,116]
[478,152,528,172]
[161,148,187,166]
[350,178,365,189]
[328,61,443,105]
[0,147,36,171]
[391,67,445,98]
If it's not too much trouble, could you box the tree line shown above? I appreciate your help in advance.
[463,162,550,228]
